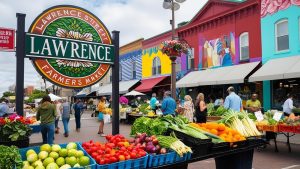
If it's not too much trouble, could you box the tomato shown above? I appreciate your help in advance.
[106,143,115,148]
[123,141,130,147]
[139,150,146,157]
[130,152,136,159]
[104,154,111,158]
[105,147,112,153]
[117,142,124,147]
[127,146,133,151]
[91,146,98,153]
[106,134,113,141]
[91,152,98,159]
[125,154,131,160]
[96,155,102,163]
[110,149,116,156]
[86,149,92,154]
[111,156,118,163]
[99,159,106,165]
[115,138,121,143]
[118,155,125,161]
[97,150,104,154]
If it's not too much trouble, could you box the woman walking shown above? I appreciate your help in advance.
[195,93,207,123]
[97,96,107,136]
[183,95,194,122]
[36,95,57,144]
[61,99,71,137]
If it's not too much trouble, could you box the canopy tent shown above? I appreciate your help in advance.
[176,62,260,88]
[75,88,90,97]
[124,90,145,96]
[48,93,62,101]
[97,80,140,96]
[135,76,168,92]
[249,56,300,82]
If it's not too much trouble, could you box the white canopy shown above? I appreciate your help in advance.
[97,80,140,96]
[76,88,90,96]
[176,62,260,88]
[249,56,300,82]
[124,90,145,96]
[48,93,62,101]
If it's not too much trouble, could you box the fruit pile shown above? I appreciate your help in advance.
[190,123,246,142]
[82,134,147,165]
[22,142,90,169]
[132,133,167,154]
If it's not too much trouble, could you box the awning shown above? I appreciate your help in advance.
[97,80,140,96]
[249,56,300,82]
[76,88,90,97]
[176,62,260,88]
[135,76,168,92]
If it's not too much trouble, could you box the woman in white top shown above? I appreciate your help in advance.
[183,95,194,122]
[282,94,295,116]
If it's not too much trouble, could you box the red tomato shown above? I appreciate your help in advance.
[96,155,102,163]
[106,134,113,141]
[130,152,136,159]
[117,142,124,147]
[104,154,111,158]
[105,148,112,153]
[119,155,125,161]
[97,150,104,154]
[91,152,98,159]
[106,143,115,148]
[91,146,98,153]
[99,159,106,165]
[125,154,131,160]
[110,157,118,163]
[110,149,116,156]
[115,138,121,143]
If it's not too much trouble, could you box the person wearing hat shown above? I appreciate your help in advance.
[161,91,176,116]
[224,86,243,112]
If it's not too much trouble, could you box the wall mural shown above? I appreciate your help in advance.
[199,32,236,69]
[261,0,300,18]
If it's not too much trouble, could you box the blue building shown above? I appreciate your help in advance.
[249,1,300,110]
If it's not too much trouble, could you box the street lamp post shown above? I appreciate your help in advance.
[163,0,186,100]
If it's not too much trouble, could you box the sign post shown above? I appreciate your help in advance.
[15,13,26,116]
[112,30,120,135]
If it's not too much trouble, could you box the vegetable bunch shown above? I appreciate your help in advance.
[0,145,22,169]
[156,136,192,157]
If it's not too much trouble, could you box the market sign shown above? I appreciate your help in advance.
[0,27,15,51]
[26,5,114,88]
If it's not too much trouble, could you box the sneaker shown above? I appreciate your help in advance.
[64,133,69,137]
[100,133,106,137]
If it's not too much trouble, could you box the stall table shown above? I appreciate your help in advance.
[151,140,265,169]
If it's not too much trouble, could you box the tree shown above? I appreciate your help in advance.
[1,91,15,99]
[26,89,47,103]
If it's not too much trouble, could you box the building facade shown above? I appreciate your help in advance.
[260,1,300,110]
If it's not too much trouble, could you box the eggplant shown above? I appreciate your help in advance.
[145,137,152,143]
[140,133,147,142]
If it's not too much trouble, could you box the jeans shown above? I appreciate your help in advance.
[75,112,81,129]
[62,118,70,134]
[55,118,59,128]
[40,123,55,144]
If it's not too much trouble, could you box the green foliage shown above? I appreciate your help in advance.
[0,120,32,142]
[43,17,102,77]
[27,89,47,103]
[130,117,152,136]
[0,145,22,169]
[1,91,15,99]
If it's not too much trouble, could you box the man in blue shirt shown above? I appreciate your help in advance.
[150,93,158,111]
[224,86,243,112]
[161,91,176,115]
[0,99,9,117]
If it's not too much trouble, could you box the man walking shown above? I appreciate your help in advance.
[161,91,176,116]
[73,99,82,132]
[224,86,243,112]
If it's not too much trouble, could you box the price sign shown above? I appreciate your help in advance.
[254,111,264,121]
[0,27,15,51]
[273,111,283,121]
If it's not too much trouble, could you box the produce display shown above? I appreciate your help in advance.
[0,145,22,169]
[220,110,261,137]
[132,133,167,155]
[190,123,246,143]
[21,142,91,169]
[81,134,147,165]
[207,104,228,116]
[156,136,192,157]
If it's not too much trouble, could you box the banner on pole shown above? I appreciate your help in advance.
[0,27,15,51]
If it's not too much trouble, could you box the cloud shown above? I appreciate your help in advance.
[0,0,207,97]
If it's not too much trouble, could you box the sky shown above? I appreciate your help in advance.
[0,0,207,97]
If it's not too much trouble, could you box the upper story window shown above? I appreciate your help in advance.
[275,19,289,52]
[132,61,136,79]
[239,32,249,61]
[187,48,194,70]
[119,64,122,81]
[152,57,161,76]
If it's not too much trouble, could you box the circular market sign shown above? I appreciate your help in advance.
[27,5,114,88]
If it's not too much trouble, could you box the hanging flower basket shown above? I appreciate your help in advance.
[161,40,189,57]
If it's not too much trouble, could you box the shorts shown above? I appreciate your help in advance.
[98,112,104,121]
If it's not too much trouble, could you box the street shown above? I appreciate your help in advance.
[30,111,300,169]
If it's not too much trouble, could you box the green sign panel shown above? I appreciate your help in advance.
[25,33,114,64]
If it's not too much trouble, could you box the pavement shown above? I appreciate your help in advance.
[30,111,300,169]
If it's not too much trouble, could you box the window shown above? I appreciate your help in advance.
[152,57,161,76]
[187,48,194,70]
[119,64,122,81]
[239,32,249,61]
[275,19,289,51]
[132,61,136,79]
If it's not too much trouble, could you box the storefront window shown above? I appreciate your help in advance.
[275,19,289,52]
[239,32,249,61]
[187,48,194,70]
[152,57,161,76]
[272,79,300,110]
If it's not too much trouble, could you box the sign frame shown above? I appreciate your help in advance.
[0,27,15,52]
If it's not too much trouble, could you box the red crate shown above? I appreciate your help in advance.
[278,124,295,133]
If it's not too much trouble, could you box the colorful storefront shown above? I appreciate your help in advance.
[176,0,262,103]
[249,1,300,110]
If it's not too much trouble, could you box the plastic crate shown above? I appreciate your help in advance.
[30,124,41,133]
[147,151,176,168]
[262,125,278,132]
[0,137,29,148]
[174,152,192,163]
[19,142,96,169]
[230,140,248,148]
[97,155,148,169]
[210,142,230,153]
[278,124,295,133]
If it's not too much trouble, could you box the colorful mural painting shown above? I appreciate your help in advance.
[120,49,142,81]
[142,46,172,78]
[199,32,236,69]
[261,0,300,18]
